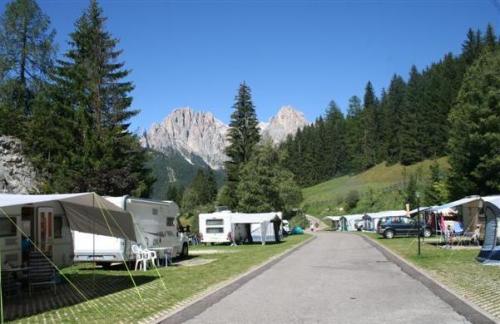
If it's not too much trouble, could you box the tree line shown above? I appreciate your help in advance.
[281,24,500,200]
[0,0,151,196]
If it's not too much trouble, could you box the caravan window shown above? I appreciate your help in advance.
[207,227,224,234]
[166,217,175,227]
[0,218,17,237]
[206,219,223,226]
[54,216,63,238]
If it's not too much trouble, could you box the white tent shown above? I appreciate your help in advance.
[0,193,136,241]
[324,216,341,230]
[338,214,364,231]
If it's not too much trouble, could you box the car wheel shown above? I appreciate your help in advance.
[423,228,432,238]
[180,243,189,259]
[384,229,395,239]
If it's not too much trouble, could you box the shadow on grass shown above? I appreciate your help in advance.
[2,272,157,321]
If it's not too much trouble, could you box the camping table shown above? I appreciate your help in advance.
[149,247,173,267]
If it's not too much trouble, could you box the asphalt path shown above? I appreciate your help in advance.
[183,232,470,324]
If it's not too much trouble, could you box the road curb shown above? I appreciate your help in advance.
[150,235,316,324]
[360,234,497,324]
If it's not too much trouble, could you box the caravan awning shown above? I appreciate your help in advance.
[429,196,481,213]
[365,210,407,218]
[231,212,282,224]
[325,216,341,221]
[0,193,136,241]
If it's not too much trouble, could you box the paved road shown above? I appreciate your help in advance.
[184,233,470,324]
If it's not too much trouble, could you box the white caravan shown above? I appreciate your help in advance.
[73,196,189,265]
[0,193,135,268]
[199,211,283,244]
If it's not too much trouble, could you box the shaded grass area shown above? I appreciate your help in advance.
[10,234,310,323]
[302,158,449,217]
[363,233,500,319]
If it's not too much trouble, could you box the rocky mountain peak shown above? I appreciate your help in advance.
[143,107,229,170]
[261,106,309,144]
[143,105,309,172]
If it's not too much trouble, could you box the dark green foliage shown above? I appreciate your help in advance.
[0,0,55,136]
[361,81,380,169]
[33,0,152,196]
[344,190,360,211]
[166,184,184,206]
[237,142,302,213]
[181,168,218,211]
[399,66,422,165]
[404,173,419,209]
[147,149,224,200]
[447,48,500,198]
[224,82,261,209]
[423,160,448,206]
[383,75,406,164]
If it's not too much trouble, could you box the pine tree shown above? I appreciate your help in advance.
[462,28,481,65]
[52,0,151,196]
[0,0,55,135]
[484,23,497,51]
[448,49,500,198]
[399,66,422,165]
[361,81,379,169]
[345,95,364,172]
[323,100,346,176]
[383,75,406,164]
[224,82,260,209]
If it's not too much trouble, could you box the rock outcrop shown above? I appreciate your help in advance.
[0,136,39,194]
[260,106,309,144]
[143,108,229,170]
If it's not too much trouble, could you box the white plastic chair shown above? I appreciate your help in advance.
[132,245,147,271]
[143,248,158,268]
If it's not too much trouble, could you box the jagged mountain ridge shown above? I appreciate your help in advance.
[143,106,309,170]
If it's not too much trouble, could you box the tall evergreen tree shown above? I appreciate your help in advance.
[462,28,482,65]
[224,82,260,209]
[0,0,55,135]
[484,23,497,51]
[51,0,151,196]
[345,95,364,172]
[323,100,346,176]
[383,75,406,164]
[447,49,500,198]
[361,81,379,169]
[399,66,422,165]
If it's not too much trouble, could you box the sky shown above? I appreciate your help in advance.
[2,0,499,131]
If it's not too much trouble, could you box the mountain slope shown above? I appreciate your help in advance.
[302,158,449,217]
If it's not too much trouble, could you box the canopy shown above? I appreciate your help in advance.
[231,212,282,224]
[0,193,136,241]
[365,210,407,218]
[429,196,481,213]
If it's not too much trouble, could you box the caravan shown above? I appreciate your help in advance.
[0,193,135,268]
[73,196,189,266]
[199,212,283,244]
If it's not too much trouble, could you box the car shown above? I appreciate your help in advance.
[282,220,290,235]
[377,216,432,239]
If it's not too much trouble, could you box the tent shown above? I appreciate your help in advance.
[428,196,482,234]
[324,216,341,230]
[477,196,500,264]
[338,214,364,231]
[0,193,137,268]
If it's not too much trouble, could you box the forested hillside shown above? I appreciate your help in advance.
[281,25,499,193]
[302,158,449,217]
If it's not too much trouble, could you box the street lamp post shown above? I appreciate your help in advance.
[416,192,421,256]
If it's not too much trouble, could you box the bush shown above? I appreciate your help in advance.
[344,190,360,210]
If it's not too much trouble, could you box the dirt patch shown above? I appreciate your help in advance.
[189,249,239,255]
[174,258,215,267]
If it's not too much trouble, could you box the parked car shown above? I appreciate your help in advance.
[377,216,432,239]
[282,220,290,235]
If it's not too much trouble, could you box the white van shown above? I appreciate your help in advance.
[73,196,188,266]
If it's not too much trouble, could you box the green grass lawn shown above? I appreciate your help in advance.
[11,234,311,323]
[363,233,500,319]
[302,158,449,217]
